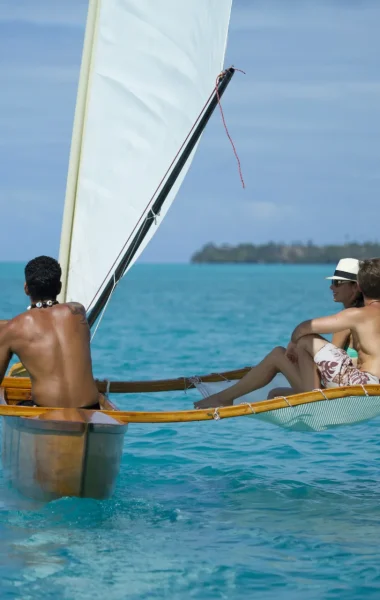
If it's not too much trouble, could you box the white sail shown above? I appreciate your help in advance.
[59,0,233,309]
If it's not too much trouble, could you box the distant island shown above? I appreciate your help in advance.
[191,242,380,264]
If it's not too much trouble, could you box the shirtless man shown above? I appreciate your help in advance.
[0,256,99,408]
[194,258,380,409]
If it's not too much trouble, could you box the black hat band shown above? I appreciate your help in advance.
[334,269,357,281]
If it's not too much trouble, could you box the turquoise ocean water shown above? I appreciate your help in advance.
[1,263,380,599]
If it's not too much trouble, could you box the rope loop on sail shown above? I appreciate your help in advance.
[150,209,161,225]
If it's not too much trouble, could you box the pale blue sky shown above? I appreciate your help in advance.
[0,0,379,262]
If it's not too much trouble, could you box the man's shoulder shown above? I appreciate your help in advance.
[0,312,30,339]
[65,302,86,313]
[4,311,30,326]
[360,304,380,318]
[63,302,88,324]
[340,307,361,313]
[340,305,378,324]
[336,307,362,318]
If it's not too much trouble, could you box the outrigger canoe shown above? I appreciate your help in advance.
[4,0,380,503]
[0,2,237,500]
[3,365,380,501]
[0,385,127,501]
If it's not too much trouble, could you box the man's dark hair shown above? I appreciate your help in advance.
[358,258,380,299]
[25,256,62,300]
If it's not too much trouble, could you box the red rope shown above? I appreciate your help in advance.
[215,68,246,188]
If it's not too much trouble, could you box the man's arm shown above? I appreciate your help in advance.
[67,303,88,325]
[291,308,360,344]
[0,325,13,383]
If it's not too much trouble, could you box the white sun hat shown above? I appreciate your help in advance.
[326,258,359,282]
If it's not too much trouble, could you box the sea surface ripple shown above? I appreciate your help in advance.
[1,264,380,599]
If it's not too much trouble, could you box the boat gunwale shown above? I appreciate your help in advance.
[2,414,127,434]
[0,388,127,433]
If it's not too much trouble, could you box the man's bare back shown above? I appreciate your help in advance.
[0,256,99,408]
[285,301,380,380]
[336,303,380,377]
[0,303,99,408]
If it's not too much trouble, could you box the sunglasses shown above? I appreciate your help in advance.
[331,280,351,287]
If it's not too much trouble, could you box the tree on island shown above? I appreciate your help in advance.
[191,242,380,264]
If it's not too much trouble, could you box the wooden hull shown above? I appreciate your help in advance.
[1,392,127,501]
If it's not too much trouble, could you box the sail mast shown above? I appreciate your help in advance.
[58,0,100,302]
[87,68,235,328]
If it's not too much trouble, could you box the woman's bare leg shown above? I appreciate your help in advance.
[296,335,326,390]
[194,347,304,409]
[296,346,321,390]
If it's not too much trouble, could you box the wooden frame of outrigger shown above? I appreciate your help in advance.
[2,371,379,500]
[2,372,380,423]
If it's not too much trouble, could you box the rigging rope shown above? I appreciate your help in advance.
[215,68,246,188]
[90,273,118,341]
